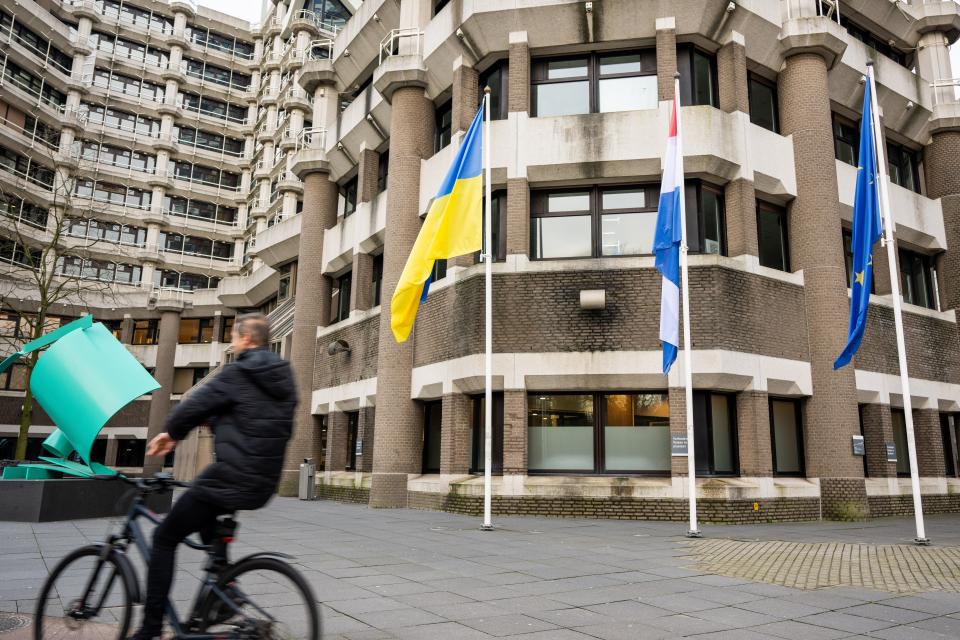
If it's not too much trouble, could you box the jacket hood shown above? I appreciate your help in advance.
[235,347,297,400]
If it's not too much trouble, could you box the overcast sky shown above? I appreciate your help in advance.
[196,0,263,23]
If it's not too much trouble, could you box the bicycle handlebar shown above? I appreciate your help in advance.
[93,472,191,493]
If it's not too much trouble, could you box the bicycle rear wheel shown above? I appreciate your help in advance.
[33,545,135,640]
[197,556,319,640]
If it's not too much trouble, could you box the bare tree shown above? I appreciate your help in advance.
[0,139,129,460]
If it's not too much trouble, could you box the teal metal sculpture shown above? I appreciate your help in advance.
[0,315,160,479]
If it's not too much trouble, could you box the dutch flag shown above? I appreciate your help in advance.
[653,94,683,374]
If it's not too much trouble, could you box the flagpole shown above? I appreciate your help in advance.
[866,62,928,544]
[481,87,494,531]
[674,74,700,538]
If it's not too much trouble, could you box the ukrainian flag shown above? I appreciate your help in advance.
[391,105,484,343]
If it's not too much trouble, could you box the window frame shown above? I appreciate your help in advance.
[677,44,719,108]
[833,113,859,167]
[756,200,790,272]
[769,397,805,477]
[531,49,657,117]
[692,391,739,476]
[479,59,509,121]
[747,71,779,133]
[421,399,442,474]
[898,247,939,310]
[435,100,453,152]
[331,270,352,324]
[470,392,504,474]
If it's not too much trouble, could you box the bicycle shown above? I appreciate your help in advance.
[33,473,321,640]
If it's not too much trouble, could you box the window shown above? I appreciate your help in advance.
[686,182,725,255]
[433,0,451,15]
[346,411,360,471]
[757,201,789,271]
[891,409,910,477]
[341,176,358,216]
[770,399,804,476]
[899,248,938,310]
[692,392,738,475]
[435,100,452,152]
[842,229,877,293]
[531,186,657,259]
[132,320,159,345]
[372,254,383,307]
[305,0,352,30]
[331,271,352,323]
[221,317,234,342]
[278,263,293,301]
[476,190,507,263]
[193,368,209,386]
[528,392,670,473]
[470,393,504,474]
[101,319,122,340]
[677,46,718,108]
[838,15,909,68]
[422,401,442,473]
[833,114,859,166]
[377,150,389,193]
[115,439,146,468]
[479,60,509,121]
[748,73,779,133]
[941,413,958,478]
[887,141,920,194]
[178,318,214,344]
[532,51,657,117]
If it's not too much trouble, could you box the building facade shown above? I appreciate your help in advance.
[3,0,960,522]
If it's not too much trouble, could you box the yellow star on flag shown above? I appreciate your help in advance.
[854,271,865,286]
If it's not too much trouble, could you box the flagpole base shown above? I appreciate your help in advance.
[914,537,931,546]
[480,524,494,532]
[686,530,702,538]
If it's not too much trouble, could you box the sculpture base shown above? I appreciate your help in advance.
[0,479,172,522]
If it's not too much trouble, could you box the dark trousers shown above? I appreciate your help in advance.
[140,489,231,634]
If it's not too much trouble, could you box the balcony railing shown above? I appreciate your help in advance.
[308,39,334,61]
[1,20,73,75]
[931,78,960,106]
[296,127,327,152]
[379,28,423,64]
[0,114,61,151]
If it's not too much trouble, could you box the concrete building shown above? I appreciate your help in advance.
[3,0,960,521]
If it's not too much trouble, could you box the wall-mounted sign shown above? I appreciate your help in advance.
[886,443,898,462]
[852,435,865,456]
[671,434,688,457]
[355,438,363,455]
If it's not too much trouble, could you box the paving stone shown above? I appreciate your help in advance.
[838,603,934,624]
[795,611,896,634]
[750,620,850,640]
[459,613,558,637]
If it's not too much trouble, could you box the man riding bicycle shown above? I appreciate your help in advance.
[131,313,297,640]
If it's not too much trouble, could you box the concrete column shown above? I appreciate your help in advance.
[736,390,772,476]
[281,169,338,493]
[324,411,348,471]
[452,58,479,134]
[439,393,471,475]
[502,389,526,474]
[357,148,381,204]
[120,315,134,345]
[915,408,946,477]
[105,436,119,468]
[507,32,529,114]
[370,85,435,507]
[359,406,376,473]
[861,403,896,478]
[350,252,374,313]
[143,308,181,475]
[779,50,866,513]
[656,17,677,101]
[506,178,529,256]
[717,32,749,114]
[725,179,758,258]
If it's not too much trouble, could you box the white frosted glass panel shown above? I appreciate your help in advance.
[599,76,657,113]
[604,426,670,471]
[531,216,592,259]
[711,395,734,473]
[528,426,594,470]
[536,82,589,117]
[601,211,656,256]
[772,401,801,473]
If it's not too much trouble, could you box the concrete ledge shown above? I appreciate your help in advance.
[373,56,428,102]
[299,61,337,93]
[779,17,848,69]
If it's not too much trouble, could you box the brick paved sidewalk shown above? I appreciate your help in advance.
[3,498,960,639]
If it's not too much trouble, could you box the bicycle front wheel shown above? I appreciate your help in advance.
[197,556,320,640]
[33,545,135,640]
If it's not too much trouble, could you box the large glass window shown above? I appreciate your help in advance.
[305,0,352,30]
[132,319,159,345]
[757,201,789,271]
[833,114,859,166]
[479,60,509,121]
[686,182,725,255]
[891,409,910,477]
[528,392,670,473]
[532,51,657,117]
[770,399,804,476]
[899,248,938,310]
[422,401,442,473]
[331,271,352,324]
[887,141,920,193]
[693,392,738,475]
[748,73,779,133]
[178,318,214,344]
[470,393,504,474]
[678,46,718,108]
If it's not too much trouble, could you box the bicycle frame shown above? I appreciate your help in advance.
[86,492,249,640]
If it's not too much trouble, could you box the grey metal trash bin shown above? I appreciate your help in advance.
[298,458,316,500]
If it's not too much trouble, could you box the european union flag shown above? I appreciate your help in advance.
[835,81,884,369]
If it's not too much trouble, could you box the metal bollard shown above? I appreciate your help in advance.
[298,458,316,500]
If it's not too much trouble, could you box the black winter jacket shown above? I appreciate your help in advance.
[165,347,297,511]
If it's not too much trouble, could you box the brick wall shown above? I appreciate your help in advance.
[655,23,677,101]
[737,390,773,476]
[502,390,527,474]
[820,477,870,520]
[861,403,896,478]
[440,393,471,474]
[855,305,960,384]
[313,315,380,389]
